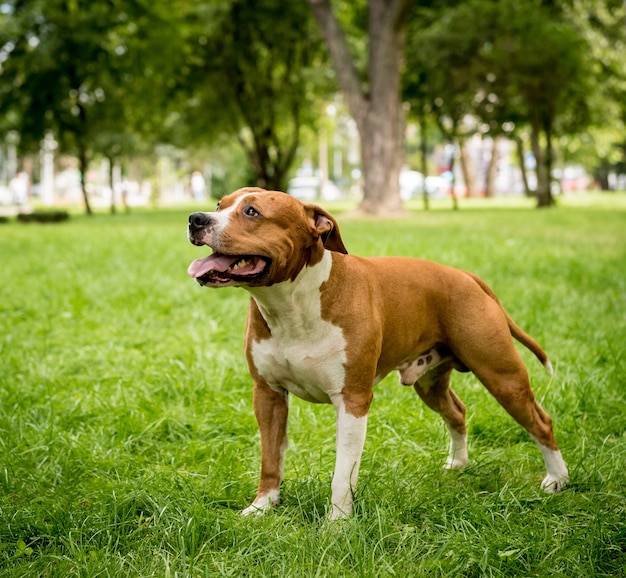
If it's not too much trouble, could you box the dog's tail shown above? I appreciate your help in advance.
[465,271,553,374]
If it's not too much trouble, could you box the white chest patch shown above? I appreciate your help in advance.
[249,252,347,403]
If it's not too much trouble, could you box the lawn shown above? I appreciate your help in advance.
[1,195,625,577]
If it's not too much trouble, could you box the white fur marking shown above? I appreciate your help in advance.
[250,251,347,403]
[444,426,468,470]
[241,488,280,516]
[531,435,569,493]
[329,400,368,520]
[214,193,256,236]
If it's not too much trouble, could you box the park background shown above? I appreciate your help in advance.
[0,0,625,214]
[1,1,626,577]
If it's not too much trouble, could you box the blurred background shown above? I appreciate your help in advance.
[0,0,624,215]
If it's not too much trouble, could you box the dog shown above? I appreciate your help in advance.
[187,187,568,520]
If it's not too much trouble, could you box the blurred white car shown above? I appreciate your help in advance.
[287,176,319,201]
[287,177,344,201]
[0,186,13,205]
[425,175,452,198]
[399,169,424,199]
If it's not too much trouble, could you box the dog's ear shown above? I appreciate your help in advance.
[304,204,348,254]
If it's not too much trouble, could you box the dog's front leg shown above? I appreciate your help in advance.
[242,380,288,516]
[329,396,370,520]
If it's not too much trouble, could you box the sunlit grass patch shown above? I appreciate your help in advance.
[1,199,625,576]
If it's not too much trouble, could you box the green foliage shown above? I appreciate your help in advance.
[1,0,624,210]
[0,0,183,155]
[477,0,592,135]
[1,197,625,575]
[333,0,368,84]
[0,0,333,196]
[406,0,593,136]
[0,0,190,214]
[178,0,332,191]
[404,0,626,200]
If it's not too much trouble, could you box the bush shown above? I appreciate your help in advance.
[17,210,70,223]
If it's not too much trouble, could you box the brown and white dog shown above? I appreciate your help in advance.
[187,187,568,520]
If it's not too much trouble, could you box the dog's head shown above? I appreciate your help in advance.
[187,187,347,287]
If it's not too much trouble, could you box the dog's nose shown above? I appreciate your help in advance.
[189,212,212,230]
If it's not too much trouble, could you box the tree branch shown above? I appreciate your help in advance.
[308,0,368,124]
[368,0,413,105]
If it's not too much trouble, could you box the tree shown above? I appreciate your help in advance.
[179,0,330,192]
[405,1,490,205]
[309,0,413,215]
[0,0,184,214]
[478,0,592,206]
[404,0,595,208]
[557,0,626,190]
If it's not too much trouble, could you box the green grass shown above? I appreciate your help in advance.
[1,196,625,577]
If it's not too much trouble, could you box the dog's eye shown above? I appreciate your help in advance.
[244,206,260,218]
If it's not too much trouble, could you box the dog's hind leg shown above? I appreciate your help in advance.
[414,368,469,471]
[444,296,568,492]
[472,364,569,493]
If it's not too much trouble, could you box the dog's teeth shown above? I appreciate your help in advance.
[232,258,249,271]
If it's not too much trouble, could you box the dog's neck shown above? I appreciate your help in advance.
[247,250,333,339]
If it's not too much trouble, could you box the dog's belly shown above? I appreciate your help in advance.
[251,327,347,404]
[396,345,468,387]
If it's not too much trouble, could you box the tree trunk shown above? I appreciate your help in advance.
[449,142,459,211]
[595,158,610,190]
[309,0,413,215]
[108,156,116,214]
[484,137,500,198]
[419,113,429,210]
[458,138,477,197]
[515,135,532,196]
[239,120,299,193]
[78,144,93,216]
[531,123,554,208]
[359,103,405,214]
[540,121,556,207]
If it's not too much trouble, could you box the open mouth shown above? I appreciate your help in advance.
[187,252,269,285]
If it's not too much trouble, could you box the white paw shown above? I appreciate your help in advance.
[241,492,278,516]
[444,429,468,471]
[328,503,352,521]
[241,503,270,516]
[444,456,468,471]
[541,473,568,494]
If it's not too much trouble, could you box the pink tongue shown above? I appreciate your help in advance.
[187,253,237,278]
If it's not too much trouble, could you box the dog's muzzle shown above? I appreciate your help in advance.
[187,211,270,286]
[188,212,214,246]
